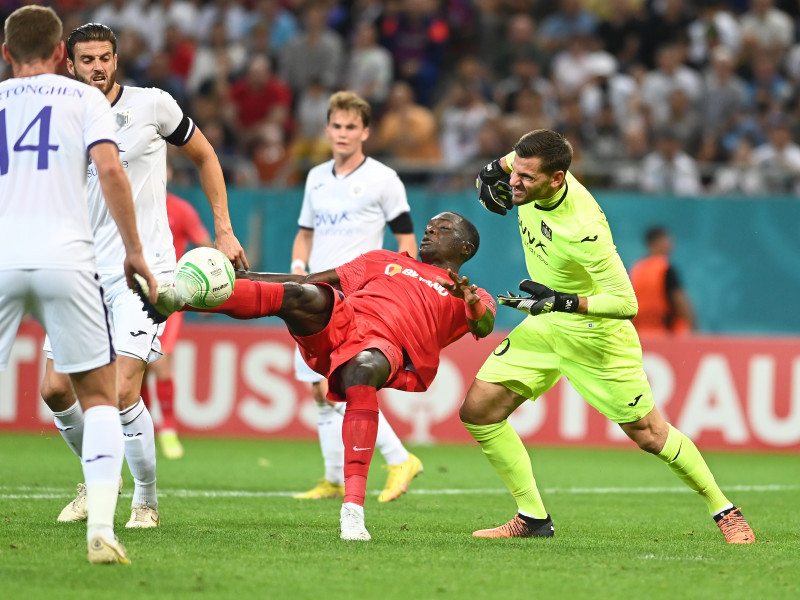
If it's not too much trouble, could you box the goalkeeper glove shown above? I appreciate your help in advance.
[476,159,513,216]
[497,280,579,316]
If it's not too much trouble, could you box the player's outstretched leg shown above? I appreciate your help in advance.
[463,420,554,538]
[655,424,755,544]
[377,410,423,502]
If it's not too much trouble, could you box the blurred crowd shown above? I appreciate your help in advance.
[3,0,800,194]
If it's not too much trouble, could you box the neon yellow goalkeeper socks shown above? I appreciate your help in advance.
[657,425,730,515]
[463,420,548,519]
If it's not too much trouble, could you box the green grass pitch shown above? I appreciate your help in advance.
[1,433,798,600]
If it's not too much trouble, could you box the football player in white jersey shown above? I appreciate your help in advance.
[38,22,249,530]
[291,91,424,502]
[0,6,158,564]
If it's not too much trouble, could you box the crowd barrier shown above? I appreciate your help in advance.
[3,320,798,452]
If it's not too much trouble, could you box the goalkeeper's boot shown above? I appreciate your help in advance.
[88,534,131,565]
[472,514,554,538]
[294,479,345,499]
[58,478,123,522]
[158,430,184,459]
[340,504,371,541]
[132,274,184,324]
[714,506,755,544]
[378,452,423,502]
[126,504,160,529]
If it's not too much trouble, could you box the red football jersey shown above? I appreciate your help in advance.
[167,193,210,258]
[335,250,495,392]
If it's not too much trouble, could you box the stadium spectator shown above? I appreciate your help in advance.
[197,0,251,43]
[744,51,793,113]
[711,136,765,194]
[141,183,212,460]
[373,81,441,169]
[288,78,332,175]
[244,0,300,54]
[500,87,555,152]
[289,90,421,503]
[186,20,248,97]
[40,22,248,537]
[493,55,557,116]
[751,112,800,192]
[466,129,754,544]
[487,13,548,80]
[0,5,157,564]
[595,0,645,69]
[640,43,704,127]
[136,212,496,542]
[739,0,795,57]
[380,0,449,107]
[345,21,394,112]
[279,2,345,96]
[630,226,695,334]
[654,88,703,154]
[702,46,749,134]
[686,0,741,68]
[229,53,292,135]
[637,0,694,69]
[638,129,703,196]
[537,0,599,54]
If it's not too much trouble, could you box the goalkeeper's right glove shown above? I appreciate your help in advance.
[476,159,513,216]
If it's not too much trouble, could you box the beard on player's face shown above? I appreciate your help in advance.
[76,67,116,95]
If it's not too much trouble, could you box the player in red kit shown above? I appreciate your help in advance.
[135,212,495,540]
[140,191,212,459]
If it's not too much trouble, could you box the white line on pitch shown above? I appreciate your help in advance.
[0,483,797,500]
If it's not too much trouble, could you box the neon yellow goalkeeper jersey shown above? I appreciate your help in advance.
[515,171,637,335]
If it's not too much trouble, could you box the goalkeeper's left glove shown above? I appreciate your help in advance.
[476,159,513,216]
[497,279,579,316]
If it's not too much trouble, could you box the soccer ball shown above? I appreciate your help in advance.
[174,247,235,308]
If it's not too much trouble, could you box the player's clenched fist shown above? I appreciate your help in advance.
[497,279,579,316]
[476,159,513,216]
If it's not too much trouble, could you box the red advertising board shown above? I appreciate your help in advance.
[2,320,799,451]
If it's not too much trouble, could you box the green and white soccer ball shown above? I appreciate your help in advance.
[174,247,235,308]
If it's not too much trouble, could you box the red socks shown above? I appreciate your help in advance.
[156,379,176,430]
[342,385,379,506]
[188,279,284,319]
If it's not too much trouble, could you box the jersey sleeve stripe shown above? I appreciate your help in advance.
[86,138,119,152]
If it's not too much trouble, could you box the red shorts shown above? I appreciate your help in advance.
[293,284,403,402]
[158,312,184,354]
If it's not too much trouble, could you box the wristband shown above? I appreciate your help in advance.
[465,300,486,321]
[291,259,306,271]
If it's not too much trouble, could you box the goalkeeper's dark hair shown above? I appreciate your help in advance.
[513,129,573,175]
[453,213,480,261]
[67,23,117,62]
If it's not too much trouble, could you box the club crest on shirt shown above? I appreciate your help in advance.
[541,220,552,241]
[350,182,365,197]
[385,264,403,276]
[115,110,132,129]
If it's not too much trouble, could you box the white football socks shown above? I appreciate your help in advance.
[317,403,345,485]
[120,399,158,509]
[82,405,124,542]
[376,410,409,466]
[52,401,84,458]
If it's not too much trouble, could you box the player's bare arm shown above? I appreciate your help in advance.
[291,228,314,275]
[395,232,418,258]
[236,268,342,290]
[90,141,157,302]
[179,127,249,270]
[437,269,494,338]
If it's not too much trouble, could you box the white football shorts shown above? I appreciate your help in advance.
[43,270,172,364]
[294,346,323,383]
[0,268,113,373]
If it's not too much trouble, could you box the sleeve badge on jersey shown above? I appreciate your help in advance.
[540,221,552,241]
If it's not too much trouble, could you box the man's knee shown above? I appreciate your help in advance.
[459,380,515,426]
[41,371,75,412]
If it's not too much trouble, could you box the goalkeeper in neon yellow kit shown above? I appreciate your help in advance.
[463,129,755,544]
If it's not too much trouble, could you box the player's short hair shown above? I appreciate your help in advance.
[513,129,573,175]
[645,226,669,246]
[450,212,480,261]
[328,91,371,127]
[66,22,117,62]
[3,6,63,64]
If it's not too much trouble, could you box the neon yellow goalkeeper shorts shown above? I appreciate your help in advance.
[476,315,654,423]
